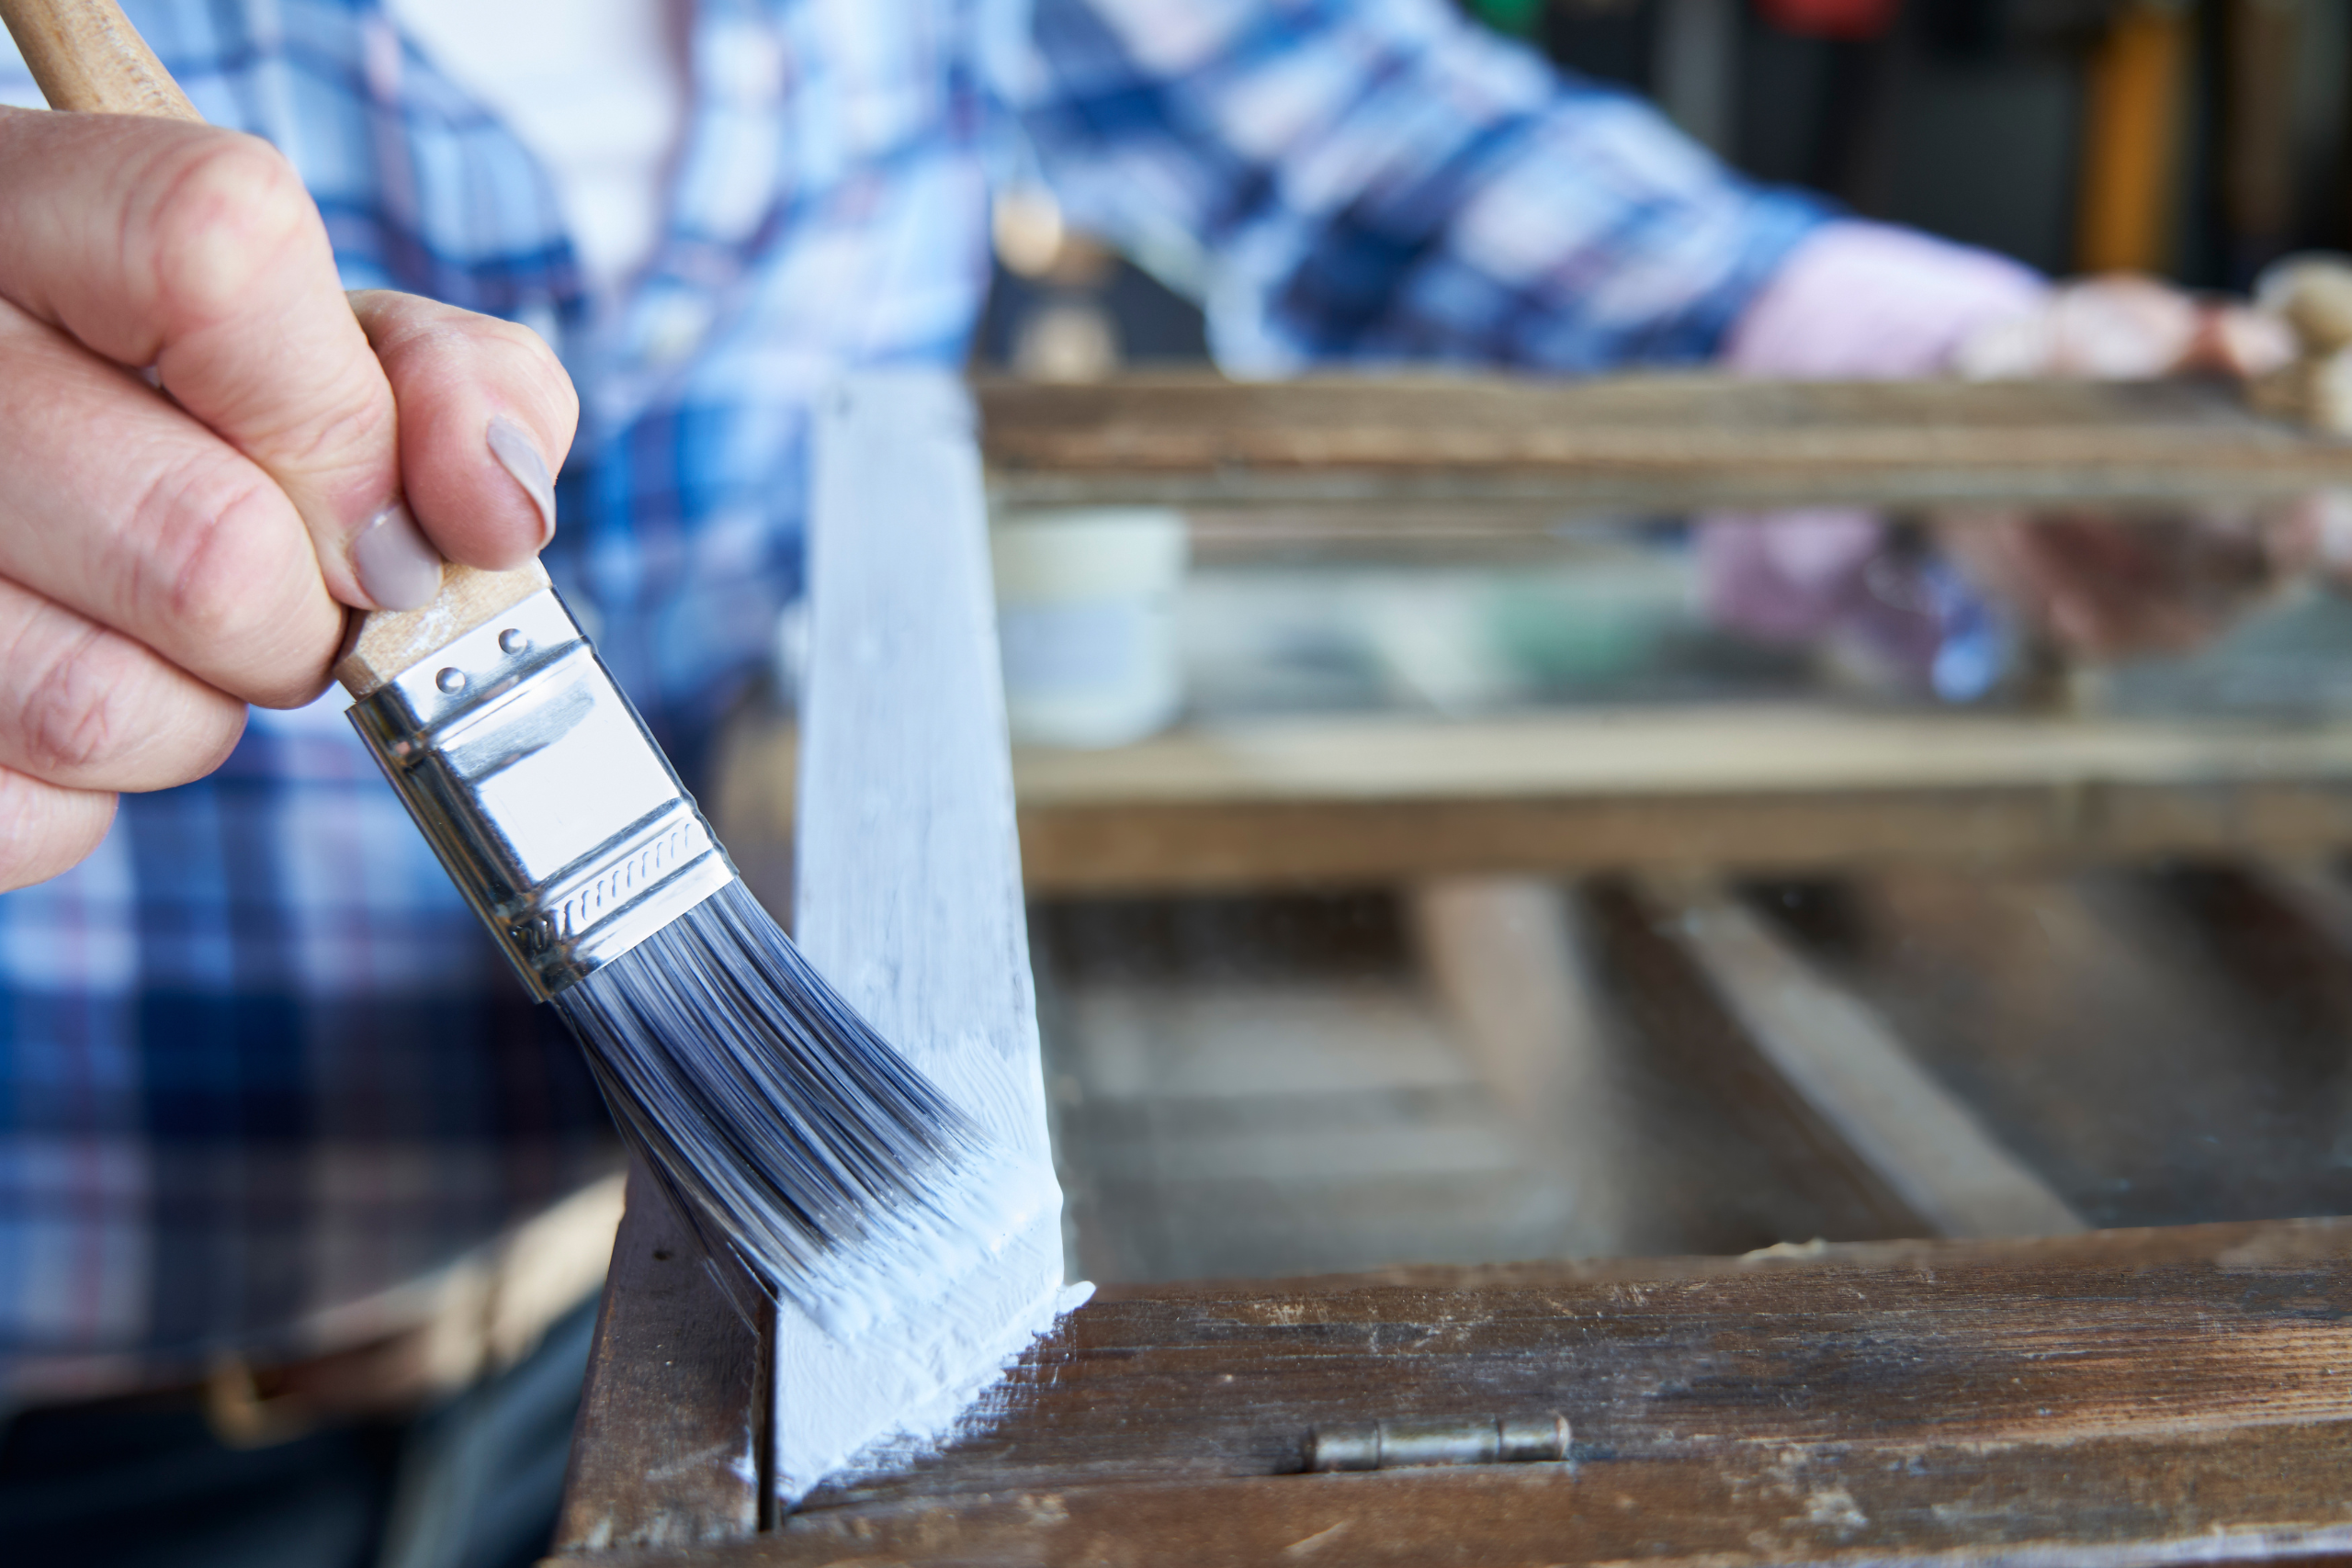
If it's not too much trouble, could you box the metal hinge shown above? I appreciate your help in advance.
[1306,1414,1571,1472]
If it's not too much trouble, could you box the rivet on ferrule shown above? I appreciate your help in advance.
[1305,1414,1570,1472]
[346,587,736,999]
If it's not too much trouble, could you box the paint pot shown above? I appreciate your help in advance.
[990,507,1188,748]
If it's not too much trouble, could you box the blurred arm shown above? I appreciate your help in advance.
[1017,0,1826,374]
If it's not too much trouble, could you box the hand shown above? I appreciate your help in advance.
[0,107,578,890]
[1938,276,2297,660]
[1952,273,2293,383]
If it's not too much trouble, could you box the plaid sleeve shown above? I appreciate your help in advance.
[1016,0,1830,374]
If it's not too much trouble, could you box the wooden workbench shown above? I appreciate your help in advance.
[557,372,2352,1566]
[552,1215,2352,1567]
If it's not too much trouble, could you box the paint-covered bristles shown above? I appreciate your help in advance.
[553,879,1048,1339]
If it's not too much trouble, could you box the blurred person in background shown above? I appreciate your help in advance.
[0,1,2309,1563]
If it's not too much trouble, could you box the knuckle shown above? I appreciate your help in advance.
[486,317,571,390]
[136,458,271,636]
[124,453,325,698]
[17,626,128,778]
[474,312,558,366]
[0,604,243,789]
[147,132,313,322]
[386,310,575,418]
[265,374,396,477]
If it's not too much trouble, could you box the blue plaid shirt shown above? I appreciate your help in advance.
[0,0,1823,1397]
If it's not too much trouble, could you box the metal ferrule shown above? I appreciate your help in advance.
[347,588,737,1000]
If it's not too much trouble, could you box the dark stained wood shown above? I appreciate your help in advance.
[546,1216,2352,1568]
[552,1161,764,1552]
[978,373,2352,514]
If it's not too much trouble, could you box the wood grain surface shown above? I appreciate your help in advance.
[551,1161,764,1553]
[545,1215,2352,1568]
[978,374,2352,513]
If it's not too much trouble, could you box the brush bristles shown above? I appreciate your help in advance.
[553,880,1041,1338]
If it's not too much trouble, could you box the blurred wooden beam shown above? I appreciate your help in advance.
[978,374,2352,519]
[1408,876,1629,1258]
[719,704,2352,894]
[1634,877,2086,1239]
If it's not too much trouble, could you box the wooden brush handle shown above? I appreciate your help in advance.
[1,0,555,699]
[0,0,198,121]
[333,560,552,695]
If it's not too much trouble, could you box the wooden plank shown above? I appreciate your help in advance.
[721,704,2352,893]
[1783,867,2352,1232]
[1634,878,2086,1240]
[551,1159,763,1553]
[1006,781,2352,892]
[1583,881,1931,1245]
[2247,860,2352,955]
[1002,706,2352,807]
[978,374,2352,514]
[771,371,1072,1501]
[1407,877,1629,1258]
[545,1215,2352,1568]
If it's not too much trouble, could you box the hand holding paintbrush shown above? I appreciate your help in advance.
[1,0,1046,1339]
[0,0,574,889]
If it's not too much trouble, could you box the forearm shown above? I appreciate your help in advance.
[1699,222,2047,692]
[1022,0,1828,374]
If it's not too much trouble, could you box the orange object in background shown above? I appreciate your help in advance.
[1753,0,1902,41]
[2076,0,2191,275]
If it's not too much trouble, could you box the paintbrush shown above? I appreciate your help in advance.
[1,0,1047,1339]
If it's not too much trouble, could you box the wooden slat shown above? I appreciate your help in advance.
[545,1215,2352,1568]
[1634,878,2086,1240]
[978,374,2352,514]
[721,705,2352,894]
[2247,860,2352,954]
[1408,877,1629,1258]
[773,371,1070,1501]
[1585,882,1930,1244]
[552,1160,763,1553]
[1409,878,1608,1124]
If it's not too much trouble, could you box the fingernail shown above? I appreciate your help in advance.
[353,502,444,611]
[487,414,557,547]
